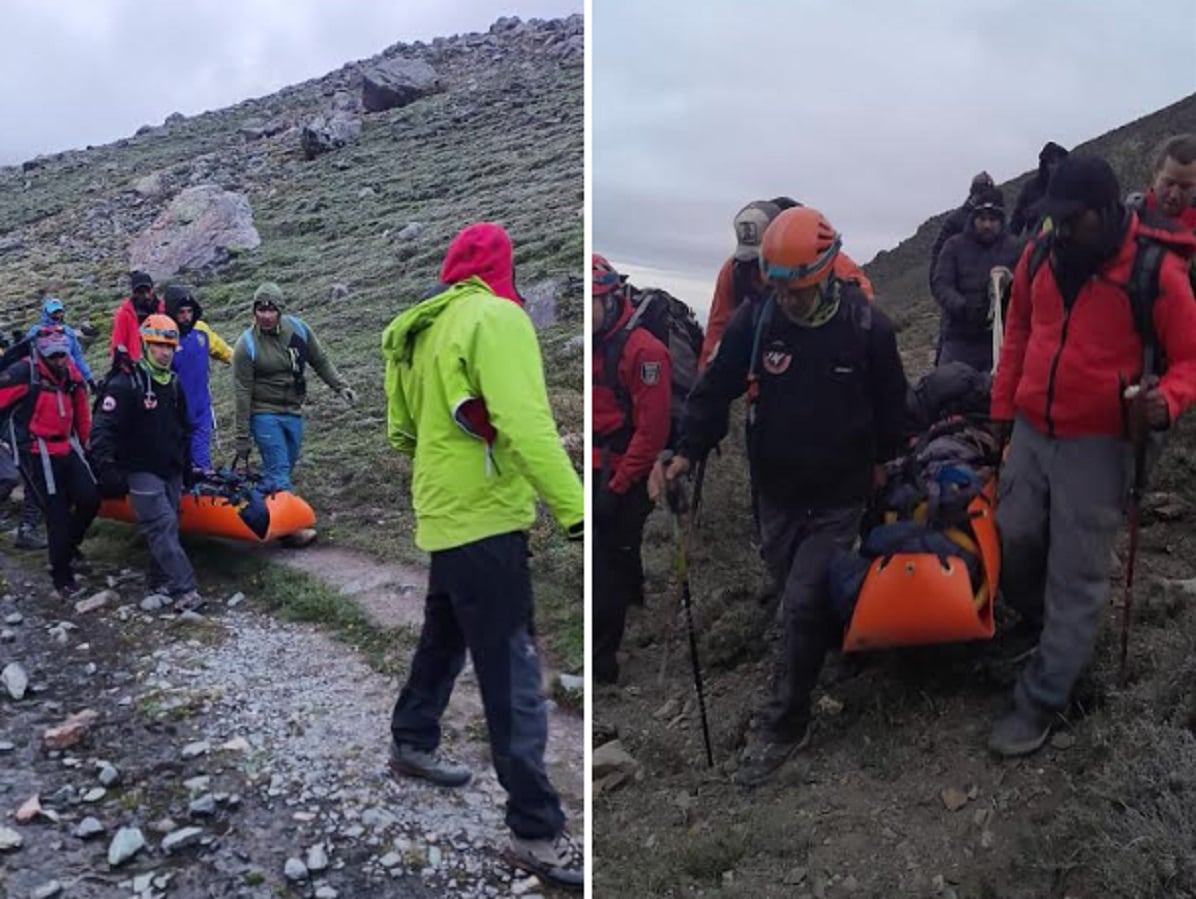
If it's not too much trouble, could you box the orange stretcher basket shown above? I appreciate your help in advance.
[98,491,316,543]
[842,480,999,652]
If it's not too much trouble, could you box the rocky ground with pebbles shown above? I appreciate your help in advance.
[0,543,583,899]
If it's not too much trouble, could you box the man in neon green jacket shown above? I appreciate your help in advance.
[382,222,583,892]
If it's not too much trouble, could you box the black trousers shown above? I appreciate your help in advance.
[21,451,99,588]
[593,480,653,683]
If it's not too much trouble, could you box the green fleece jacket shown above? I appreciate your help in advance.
[232,315,347,443]
[382,277,583,551]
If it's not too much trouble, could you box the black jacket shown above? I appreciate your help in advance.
[929,203,974,287]
[679,280,909,509]
[932,225,1022,342]
[1011,142,1068,236]
[90,363,190,480]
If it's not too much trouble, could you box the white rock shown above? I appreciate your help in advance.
[107,826,146,866]
[0,825,22,850]
[162,826,204,854]
[2,662,28,699]
[30,881,63,899]
[379,851,402,868]
[284,857,309,881]
[181,739,210,758]
[98,763,120,786]
[306,843,330,872]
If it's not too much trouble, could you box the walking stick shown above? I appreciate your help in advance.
[1119,344,1155,686]
[658,453,706,681]
[662,475,714,768]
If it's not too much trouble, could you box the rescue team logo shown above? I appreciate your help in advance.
[641,362,662,386]
[101,396,116,412]
[762,340,792,375]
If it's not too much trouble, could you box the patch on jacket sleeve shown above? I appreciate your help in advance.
[101,395,117,412]
[640,362,662,386]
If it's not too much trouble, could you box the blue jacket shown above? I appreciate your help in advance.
[171,327,214,425]
[27,300,93,383]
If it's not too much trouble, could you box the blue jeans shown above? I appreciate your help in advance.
[250,413,303,493]
[390,532,564,840]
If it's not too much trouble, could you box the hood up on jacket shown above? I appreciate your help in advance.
[39,298,66,325]
[439,223,523,305]
[163,284,203,334]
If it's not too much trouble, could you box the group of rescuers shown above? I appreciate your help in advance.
[0,222,588,889]
[593,134,1196,787]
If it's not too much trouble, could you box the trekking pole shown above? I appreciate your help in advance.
[663,476,714,768]
[211,407,222,451]
[690,453,709,527]
[1119,345,1154,686]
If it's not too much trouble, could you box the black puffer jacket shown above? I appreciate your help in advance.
[932,217,1022,342]
[929,203,973,287]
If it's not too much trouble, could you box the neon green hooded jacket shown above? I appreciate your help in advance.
[381,270,582,552]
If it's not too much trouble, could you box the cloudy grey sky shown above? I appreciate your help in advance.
[594,0,1196,311]
[0,0,580,166]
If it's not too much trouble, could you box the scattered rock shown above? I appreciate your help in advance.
[189,794,217,817]
[593,739,638,779]
[315,887,338,899]
[15,794,41,823]
[82,787,106,803]
[226,592,246,608]
[360,57,441,113]
[30,880,63,899]
[306,843,330,872]
[329,283,349,301]
[73,816,105,840]
[0,825,21,850]
[941,787,970,812]
[134,171,168,198]
[4,613,23,625]
[42,708,99,750]
[523,277,568,330]
[2,661,28,699]
[511,875,541,895]
[128,184,262,280]
[653,698,680,720]
[107,826,146,867]
[816,694,844,716]
[379,851,402,869]
[300,113,362,160]
[395,222,424,242]
[75,589,117,614]
[284,857,309,881]
[183,775,211,793]
[98,762,120,786]
[162,826,205,854]
[0,740,14,752]
[220,736,251,752]
[140,595,165,612]
[182,739,211,758]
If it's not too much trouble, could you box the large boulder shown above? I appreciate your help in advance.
[300,112,362,160]
[128,185,261,280]
[360,57,441,113]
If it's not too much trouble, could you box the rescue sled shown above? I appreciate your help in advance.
[842,480,999,652]
[98,484,316,543]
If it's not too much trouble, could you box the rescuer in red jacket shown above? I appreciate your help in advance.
[591,253,671,684]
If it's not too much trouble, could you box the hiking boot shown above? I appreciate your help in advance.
[172,590,207,613]
[988,703,1055,758]
[14,525,46,550]
[502,829,584,893]
[735,727,811,789]
[388,745,472,788]
[281,527,318,548]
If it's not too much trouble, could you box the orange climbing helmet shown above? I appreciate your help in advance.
[759,207,843,288]
[592,253,621,296]
[140,313,180,347]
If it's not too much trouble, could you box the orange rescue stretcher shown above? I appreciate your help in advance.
[842,480,999,652]
[98,490,316,543]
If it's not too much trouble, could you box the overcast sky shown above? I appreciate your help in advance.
[594,0,1196,310]
[0,0,580,166]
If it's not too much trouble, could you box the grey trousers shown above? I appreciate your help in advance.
[128,472,196,595]
[757,497,863,742]
[998,417,1130,712]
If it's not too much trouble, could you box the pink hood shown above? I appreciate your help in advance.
[440,222,522,305]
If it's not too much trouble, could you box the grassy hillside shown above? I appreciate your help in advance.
[0,17,585,668]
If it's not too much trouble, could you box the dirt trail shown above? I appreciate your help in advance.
[0,542,582,899]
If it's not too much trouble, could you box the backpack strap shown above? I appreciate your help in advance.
[240,330,257,362]
[597,326,636,453]
[745,293,775,427]
[1128,237,1166,376]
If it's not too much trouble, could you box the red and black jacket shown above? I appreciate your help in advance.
[592,296,671,494]
[992,213,1196,438]
[0,356,91,456]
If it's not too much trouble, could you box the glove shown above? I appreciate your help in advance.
[989,419,1012,448]
[97,468,128,499]
[565,520,583,542]
[341,386,358,405]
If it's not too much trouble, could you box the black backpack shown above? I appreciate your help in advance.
[599,285,705,448]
